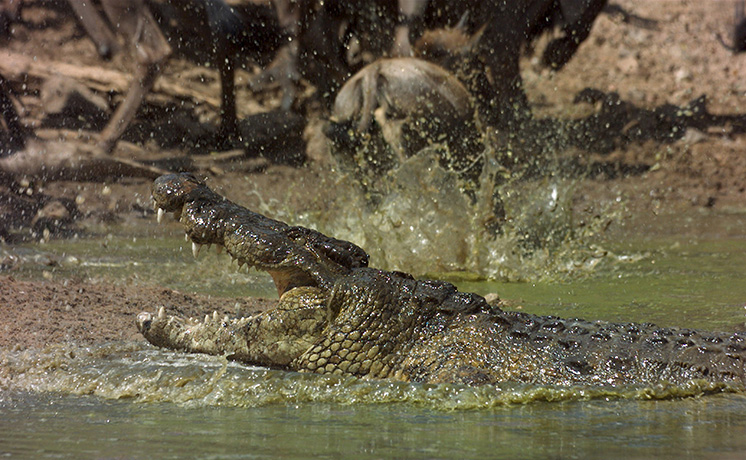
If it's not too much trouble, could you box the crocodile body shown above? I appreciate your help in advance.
[138,173,746,387]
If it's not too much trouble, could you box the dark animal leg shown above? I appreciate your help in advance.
[713,1,746,53]
[735,0,746,52]
[0,0,22,39]
[276,44,300,111]
[97,60,161,153]
[482,52,530,127]
[204,0,244,146]
[248,44,300,111]
[217,54,239,144]
[542,0,608,69]
[67,0,119,59]
[0,72,25,152]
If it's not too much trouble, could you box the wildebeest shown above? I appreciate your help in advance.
[68,0,285,152]
[403,0,609,126]
[290,0,607,126]
[293,0,401,104]
[67,0,171,153]
[325,57,483,191]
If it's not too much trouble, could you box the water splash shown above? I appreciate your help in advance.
[1,344,736,410]
[270,149,621,282]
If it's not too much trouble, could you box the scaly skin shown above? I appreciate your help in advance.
[138,173,746,387]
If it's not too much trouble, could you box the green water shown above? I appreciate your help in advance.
[2,390,746,459]
[2,210,746,458]
[5,221,279,299]
[460,237,746,331]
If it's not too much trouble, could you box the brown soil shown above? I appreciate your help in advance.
[1,1,745,350]
[0,274,276,349]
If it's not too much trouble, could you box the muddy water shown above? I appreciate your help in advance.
[3,209,746,458]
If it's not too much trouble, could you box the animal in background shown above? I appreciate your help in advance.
[404,0,609,126]
[68,0,171,153]
[68,0,285,152]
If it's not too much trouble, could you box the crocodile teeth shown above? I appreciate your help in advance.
[204,314,210,324]
[185,233,190,242]
[157,208,166,224]
[158,306,165,320]
[212,311,219,321]
[192,242,202,258]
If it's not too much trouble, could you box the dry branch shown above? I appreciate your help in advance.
[0,50,221,109]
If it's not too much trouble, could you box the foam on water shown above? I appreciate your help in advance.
[1,343,736,410]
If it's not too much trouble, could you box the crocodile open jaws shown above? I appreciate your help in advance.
[138,173,746,388]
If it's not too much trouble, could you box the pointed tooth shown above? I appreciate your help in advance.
[158,306,165,319]
[192,242,201,258]
[223,315,229,323]
[185,233,190,242]
[157,208,165,224]
[213,311,219,321]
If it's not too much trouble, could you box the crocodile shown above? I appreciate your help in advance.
[138,173,746,388]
